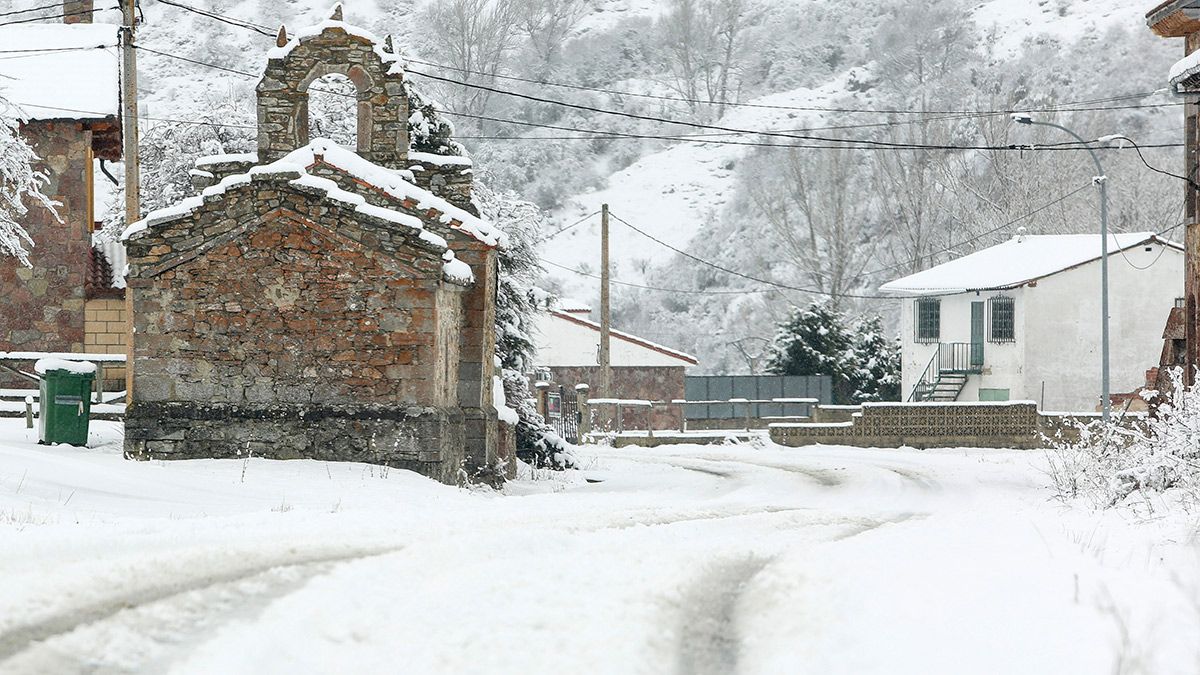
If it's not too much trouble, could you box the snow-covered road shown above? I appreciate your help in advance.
[1,421,1198,674]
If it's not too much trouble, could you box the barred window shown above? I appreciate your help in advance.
[915,299,940,343]
[989,296,1015,343]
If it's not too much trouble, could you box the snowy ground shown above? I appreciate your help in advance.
[1,420,1198,674]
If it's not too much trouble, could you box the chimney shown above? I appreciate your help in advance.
[63,0,94,24]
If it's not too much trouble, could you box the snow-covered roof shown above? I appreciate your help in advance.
[283,140,504,247]
[549,310,699,365]
[880,233,1181,296]
[0,24,120,121]
[121,150,478,285]
[1170,49,1200,90]
[554,298,592,313]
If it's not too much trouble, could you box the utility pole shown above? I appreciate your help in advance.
[599,203,612,398]
[121,0,140,396]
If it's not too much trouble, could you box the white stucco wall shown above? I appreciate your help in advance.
[898,243,1182,411]
[531,312,697,368]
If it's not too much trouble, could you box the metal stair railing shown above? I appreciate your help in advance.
[908,342,984,402]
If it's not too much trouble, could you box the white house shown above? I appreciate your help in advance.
[880,232,1183,411]
[529,300,698,429]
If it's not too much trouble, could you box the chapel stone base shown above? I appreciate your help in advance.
[125,402,467,484]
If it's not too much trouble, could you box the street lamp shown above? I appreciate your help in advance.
[1012,113,1111,421]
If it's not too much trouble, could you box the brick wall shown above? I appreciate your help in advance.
[84,298,126,387]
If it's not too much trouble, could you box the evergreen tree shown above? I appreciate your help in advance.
[474,183,576,470]
[766,301,900,404]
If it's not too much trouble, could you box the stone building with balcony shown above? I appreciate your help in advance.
[881,232,1182,411]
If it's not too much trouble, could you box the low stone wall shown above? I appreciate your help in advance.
[125,402,465,484]
[769,402,1069,450]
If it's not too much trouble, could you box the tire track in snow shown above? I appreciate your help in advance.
[0,545,402,669]
[675,556,772,675]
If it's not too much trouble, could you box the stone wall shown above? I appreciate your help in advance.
[408,153,475,215]
[125,175,470,481]
[304,159,499,473]
[544,365,686,430]
[0,123,91,356]
[769,402,1088,449]
[258,25,408,168]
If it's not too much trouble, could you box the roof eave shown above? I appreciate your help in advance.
[1147,1,1200,37]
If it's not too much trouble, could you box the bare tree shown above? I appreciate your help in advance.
[658,0,761,118]
[515,0,590,78]
[746,147,877,309]
[419,0,524,123]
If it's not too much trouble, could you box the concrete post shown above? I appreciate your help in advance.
[576,383,591,436]
[24,396,34,429]
[616,403,624,434]
[646,403,654,440]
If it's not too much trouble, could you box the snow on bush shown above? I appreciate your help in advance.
[1047,368,1200,509]
[0,97,58,267]
[766,301,900,404]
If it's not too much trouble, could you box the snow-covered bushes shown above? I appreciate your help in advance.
[1047,368,1200,509]
[0,97,57,267]
[765,301,901,404]
[477,184,579,471]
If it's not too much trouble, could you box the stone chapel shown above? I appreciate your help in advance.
[122,9,506,483]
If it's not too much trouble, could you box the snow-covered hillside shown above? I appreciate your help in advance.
[543,0,1173,300]
[1,0,1182,372]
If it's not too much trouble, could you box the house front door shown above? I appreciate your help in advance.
[970,301,985,370]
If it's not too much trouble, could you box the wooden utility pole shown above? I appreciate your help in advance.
[121,0,140,397]
[599,203,612,398]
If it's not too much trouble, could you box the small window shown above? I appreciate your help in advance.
[915,299,940,343]
[989,296,1015,343]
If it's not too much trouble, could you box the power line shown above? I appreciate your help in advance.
[153,0,273,37]
[0,2,66,18]
[606,211,896,300]
[858,183,1095,278]
[0,4,117,27]
[540,258,775,295]
[405,57,1176,117]
[408,68,1178,153]
[538,210,600,242]
[129,46,1189,154]
[135,44,256,77]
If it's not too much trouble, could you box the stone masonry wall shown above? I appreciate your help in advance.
[306,160,499,472]
[0,123,91,355]
[125,178,469,481]
[258,26,408,168]
[546,365,686,431]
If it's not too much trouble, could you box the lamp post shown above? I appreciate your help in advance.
[1012,114,1110,421]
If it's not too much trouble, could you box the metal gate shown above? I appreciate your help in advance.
[552,385,580,443]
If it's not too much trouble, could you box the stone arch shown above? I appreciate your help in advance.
[257,26,408,168]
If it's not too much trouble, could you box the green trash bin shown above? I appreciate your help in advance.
[35,358,96,447]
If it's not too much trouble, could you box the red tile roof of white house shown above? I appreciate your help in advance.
[0,23,120,121]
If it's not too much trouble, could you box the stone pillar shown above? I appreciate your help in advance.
[63,0,93,23]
